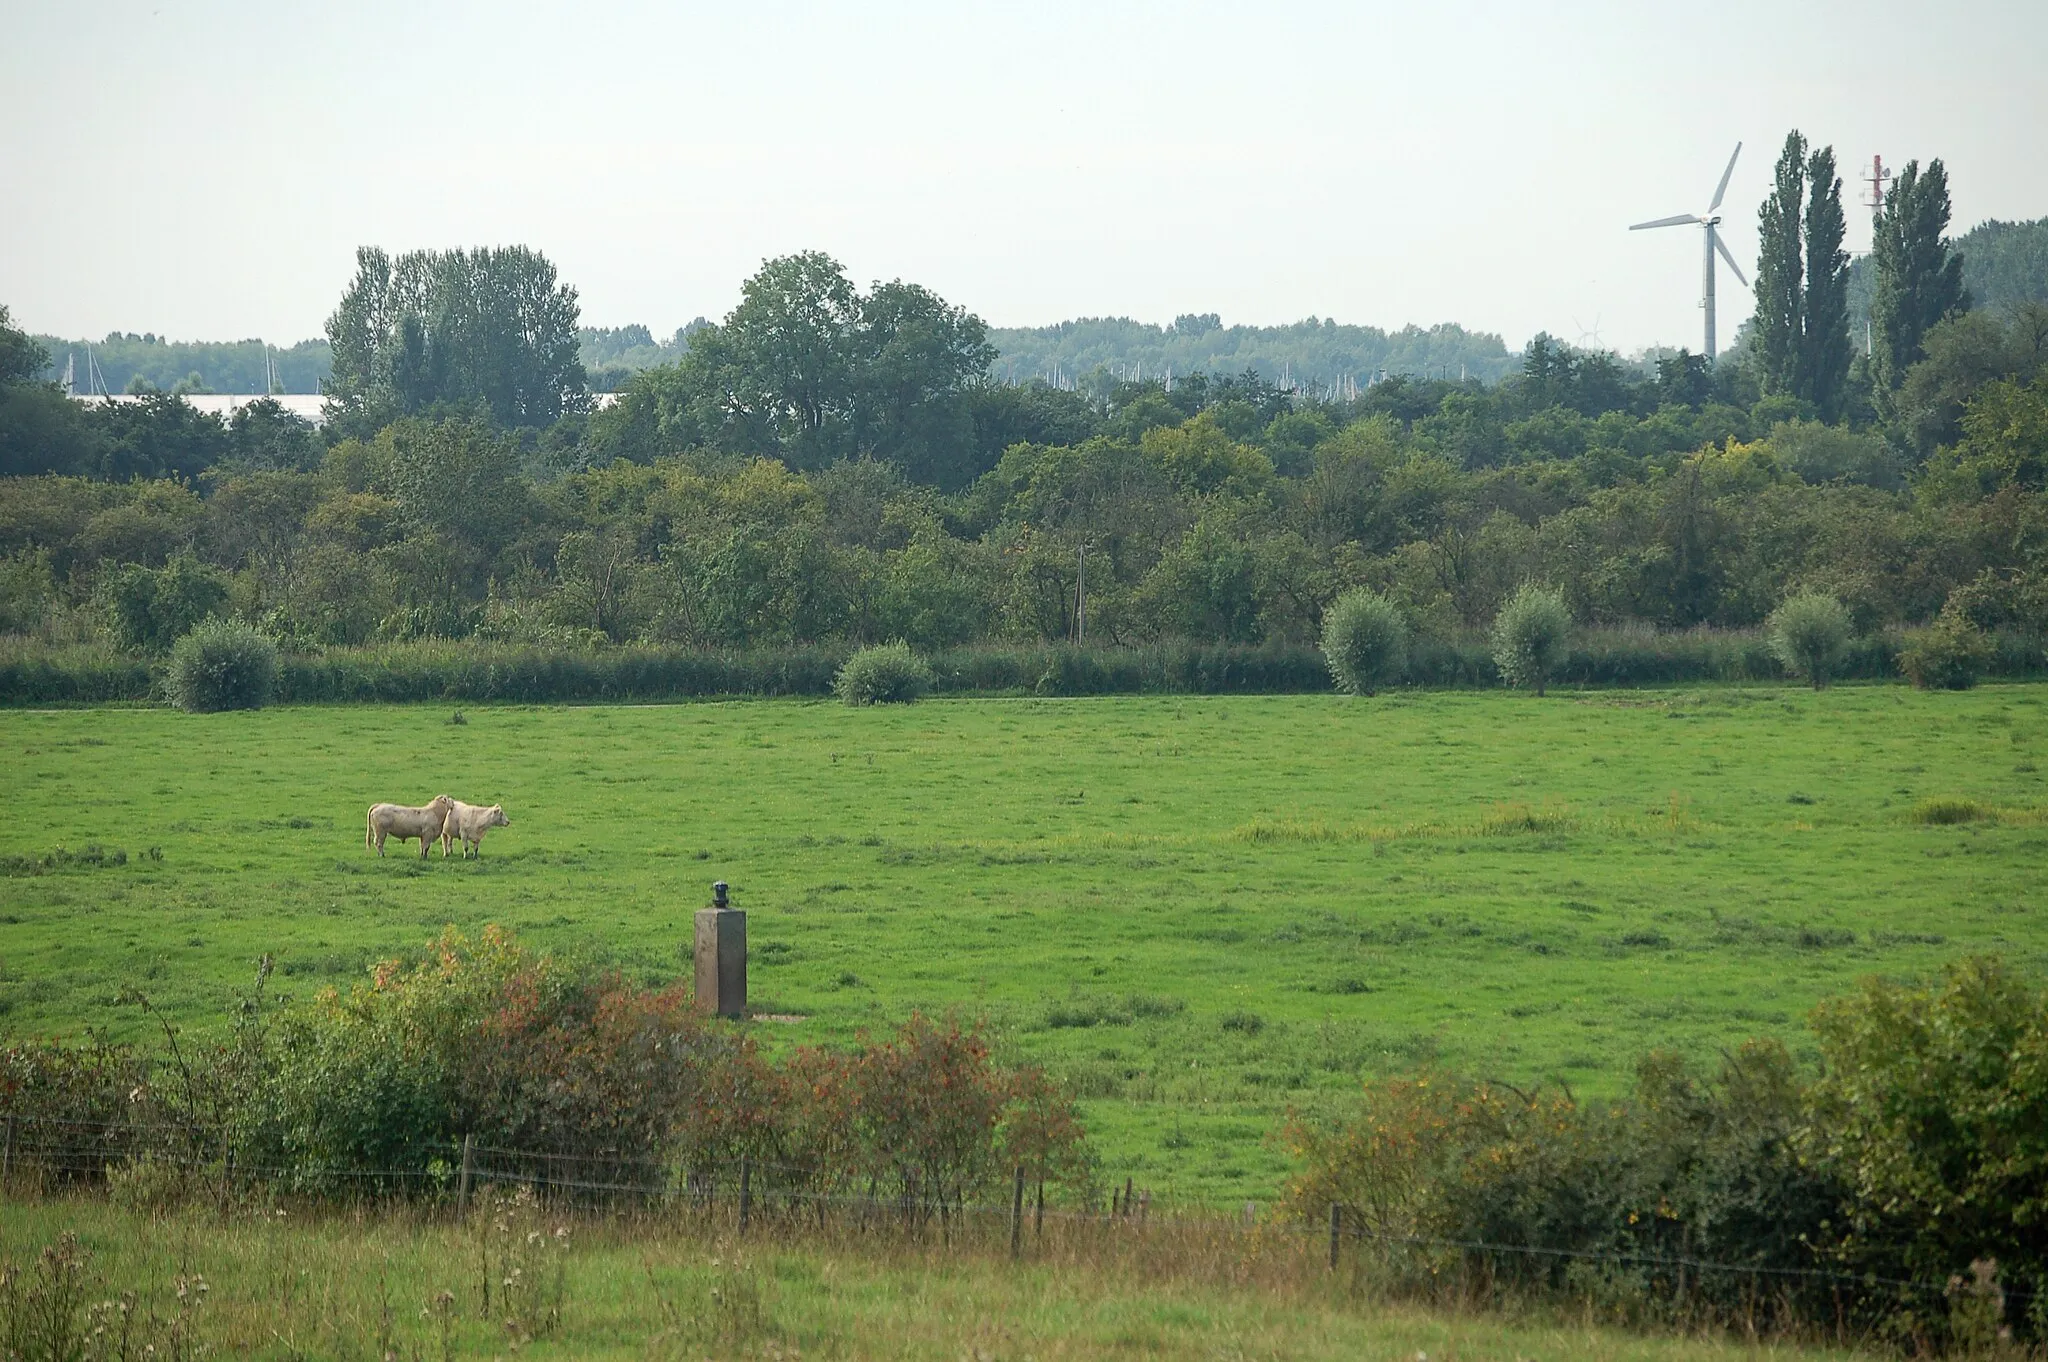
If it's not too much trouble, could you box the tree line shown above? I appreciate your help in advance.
[0,137,2042,670]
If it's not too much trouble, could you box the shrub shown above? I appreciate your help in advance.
[1490,585,1572,696]
[1901,608,1992,690]
[834,640,935,706]
[1767,592,1852,689]
[1807,958,2048,1314]
[1321,589,1408,696]
[165,618,278,712]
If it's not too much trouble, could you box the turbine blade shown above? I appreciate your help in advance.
[1630,214,1699,230]
[1713,231,1749,287]
[1708,141,1742,212]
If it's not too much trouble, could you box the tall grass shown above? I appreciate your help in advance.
[0,638,153,703]
[0,1193,1873,1361]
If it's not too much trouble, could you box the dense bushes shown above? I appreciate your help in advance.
[834,641,934,705]
[165,618,277,711]
[1285,957,2048,1344]
[0,928,1093,1214]
[98,555,228,652]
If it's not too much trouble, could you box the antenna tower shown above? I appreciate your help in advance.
[1859,154,1893,221]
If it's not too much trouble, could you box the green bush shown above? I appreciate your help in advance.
[834,641,935,706]
[165,618,278,712]
[1490,585,1572,696]
[1767,592,1852,689]
[100,555,230,652]
[1901,608,1992,690]
[1321,589,1408,696]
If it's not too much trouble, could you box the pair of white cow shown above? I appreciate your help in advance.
[365,794,510,859]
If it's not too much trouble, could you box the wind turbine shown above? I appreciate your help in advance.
[1630,143,1748,361]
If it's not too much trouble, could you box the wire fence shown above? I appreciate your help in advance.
[0,1108,2023,1324]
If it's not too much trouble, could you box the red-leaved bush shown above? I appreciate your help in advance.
[2,927,1092,1213]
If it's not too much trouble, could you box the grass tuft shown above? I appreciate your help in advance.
[1478,801,1576,836]
[1911,796,1990,825]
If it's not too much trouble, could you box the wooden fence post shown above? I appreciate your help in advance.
[1138,1189,1149,1226]
[1328,1202,1342,1271]
[739,1158,752,1233]
[458,1134,475,1216]
[1034,1177,1044,1241]
[1010,1165,1025,1260]
[1122,1176,1133,1218]
[2,1114,13,1186]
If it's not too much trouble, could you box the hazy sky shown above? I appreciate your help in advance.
[4,0,2043,356]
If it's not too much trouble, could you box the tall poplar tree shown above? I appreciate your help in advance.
[1753,131,1807,396]
[1799,145,1853,421]
[1872,159,1969,400]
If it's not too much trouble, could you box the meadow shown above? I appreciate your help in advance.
[3,685,2046,1204]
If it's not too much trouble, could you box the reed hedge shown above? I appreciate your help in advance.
[2,630,2042,707]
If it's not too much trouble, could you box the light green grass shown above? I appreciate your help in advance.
[0,1197,1875,1361]
[4,686,2048,1202]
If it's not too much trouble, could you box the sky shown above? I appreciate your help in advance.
[3,0,2043,358]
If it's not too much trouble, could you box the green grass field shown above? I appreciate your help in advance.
[4,686,2047,1203]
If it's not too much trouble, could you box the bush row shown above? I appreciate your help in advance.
[2,630,2042,707]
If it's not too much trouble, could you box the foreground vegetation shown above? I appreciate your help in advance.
[0,1196,1877,1362]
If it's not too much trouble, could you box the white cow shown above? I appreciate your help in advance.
[441,800,512,859]
[365,795,455,859]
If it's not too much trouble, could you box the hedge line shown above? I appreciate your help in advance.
[1,630,2043,706]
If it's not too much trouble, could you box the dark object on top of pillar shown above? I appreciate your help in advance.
[695,883,746,1018]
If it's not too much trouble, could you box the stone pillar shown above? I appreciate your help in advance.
[694,885,746,1018]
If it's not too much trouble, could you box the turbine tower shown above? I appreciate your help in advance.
[1630,143,1748,361]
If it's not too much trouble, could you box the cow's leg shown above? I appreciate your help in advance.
[418,833,430,860]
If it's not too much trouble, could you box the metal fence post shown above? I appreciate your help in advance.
[1329,1202,1342,1271]
[739,1157,752,1233]
[458,1134,475,1216]
[1010,1165,1025,1260]
[2,1114,13,1186]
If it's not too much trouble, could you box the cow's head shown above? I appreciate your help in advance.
[488,805,510,828]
